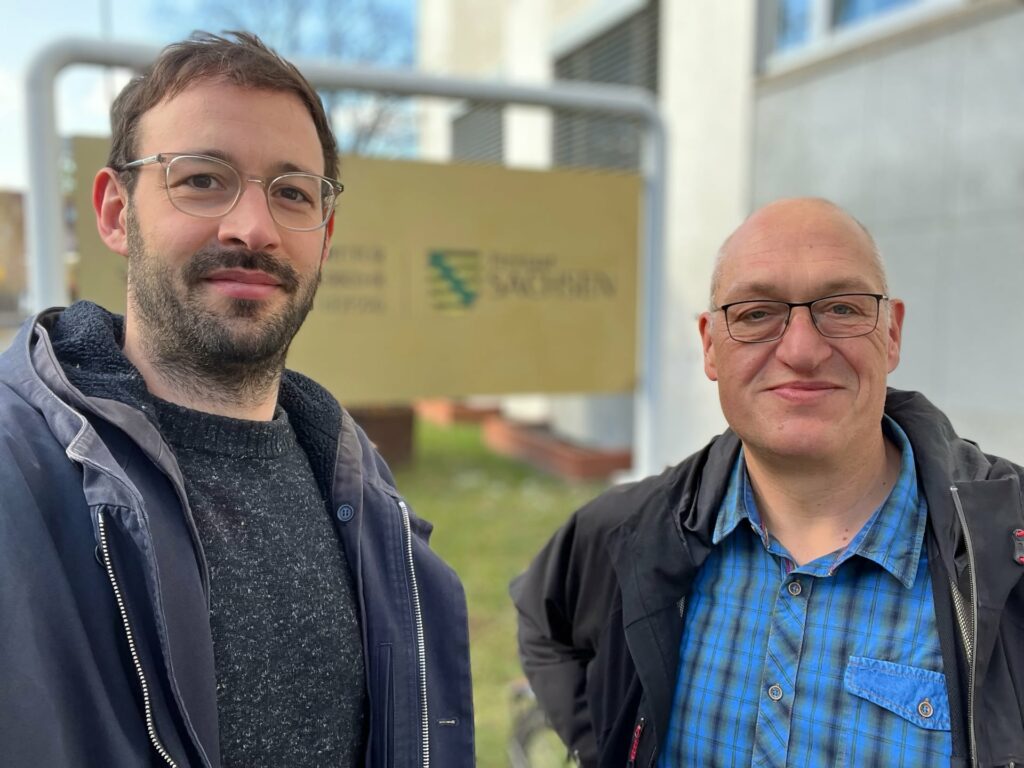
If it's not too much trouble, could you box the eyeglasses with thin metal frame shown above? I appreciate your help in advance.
[714,293,889,343]
[119,153,344,232]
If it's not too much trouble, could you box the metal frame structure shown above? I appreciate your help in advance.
[24,38,667,478]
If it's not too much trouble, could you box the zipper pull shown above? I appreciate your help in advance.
[627,716,646,767]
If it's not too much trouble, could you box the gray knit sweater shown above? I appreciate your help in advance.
[154,400,366,767]
[49,303,366,767]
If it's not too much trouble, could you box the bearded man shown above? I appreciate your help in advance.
[0,32,473,768]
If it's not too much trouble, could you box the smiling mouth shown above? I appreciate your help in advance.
[768,381,841,401]
[202,269,283,300]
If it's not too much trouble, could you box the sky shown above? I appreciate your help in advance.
[0,0,167,191]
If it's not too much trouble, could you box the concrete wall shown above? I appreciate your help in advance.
[651,2,756,466]
[752,2,1024,462]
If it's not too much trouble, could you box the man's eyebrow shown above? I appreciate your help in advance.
[185,150,317,176]
[720,277,882,303]
[269,161,315,175]
[189,148,235,164]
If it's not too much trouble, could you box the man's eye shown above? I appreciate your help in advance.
[735,305,782,323]
[280,187,311,202]
[823,302,861,317]
[273,185,316,207]
[182,174,222,190]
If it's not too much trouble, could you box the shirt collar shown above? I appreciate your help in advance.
[713,416,927,589]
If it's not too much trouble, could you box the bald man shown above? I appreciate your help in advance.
[512,198,1024,767]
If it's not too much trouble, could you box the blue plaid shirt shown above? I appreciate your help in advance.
[659,418,952,767]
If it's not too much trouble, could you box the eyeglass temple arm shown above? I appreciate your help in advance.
[119,154,163,170]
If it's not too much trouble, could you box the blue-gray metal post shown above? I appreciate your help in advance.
[24,39,158,312]
[24,39,667,478]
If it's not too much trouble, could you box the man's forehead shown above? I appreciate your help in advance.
[716,200,883,298]
[722,275,880,302]
[134,81,323,172]
[717,247,882,301]
[731,200,868,250]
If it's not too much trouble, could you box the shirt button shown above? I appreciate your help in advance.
[767,684,783,701]
[918,698,934,718]
[787,581,802,597]
[337,503,355,522]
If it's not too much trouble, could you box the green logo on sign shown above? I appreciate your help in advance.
[428,250,480,311]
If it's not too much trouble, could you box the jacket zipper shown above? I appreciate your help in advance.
[625,603,685,768]
[399,500,430,767]
[626,716,646,767]
[622,595,688,768]
[949,485,978,768]
[97,510,179,768]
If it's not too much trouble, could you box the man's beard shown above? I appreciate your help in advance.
[125,207,321,407]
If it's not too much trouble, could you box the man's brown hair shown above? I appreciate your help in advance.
[108,31,338,189]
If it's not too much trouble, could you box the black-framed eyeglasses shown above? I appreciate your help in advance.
[714,293,889,343]
[120,153,344,232]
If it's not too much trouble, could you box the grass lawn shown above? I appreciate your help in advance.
[393,419,607,767]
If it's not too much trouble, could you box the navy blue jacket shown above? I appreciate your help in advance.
[0,307,474,767]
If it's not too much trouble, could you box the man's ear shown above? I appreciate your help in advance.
[320,211,335,266]
[699,312,719,381]
[886,298,906,373]
[94,168,129,256]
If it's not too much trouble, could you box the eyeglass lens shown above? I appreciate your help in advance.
[725,294,879,342]
[165,155,333,230]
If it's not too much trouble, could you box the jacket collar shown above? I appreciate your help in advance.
[884,389,1024,602]
[1,304,399,515]
[654,388,1023,596]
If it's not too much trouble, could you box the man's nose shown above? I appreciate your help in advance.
[774,306,832,370]
[217,181,281,252]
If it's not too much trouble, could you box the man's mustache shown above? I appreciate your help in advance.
[182,249,301,293]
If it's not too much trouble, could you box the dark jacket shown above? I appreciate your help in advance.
[0,307,475,768]
[512,390,1024,768]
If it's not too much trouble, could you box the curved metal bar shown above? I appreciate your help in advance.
[23,37,667,477]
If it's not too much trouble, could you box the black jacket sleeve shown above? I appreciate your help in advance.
[509,493,630,765]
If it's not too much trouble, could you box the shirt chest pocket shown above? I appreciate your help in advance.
[838,655,953,767]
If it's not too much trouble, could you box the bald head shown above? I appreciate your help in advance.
[710,198,888,309]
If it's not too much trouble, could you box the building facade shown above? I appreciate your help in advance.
[418,0,1024,467]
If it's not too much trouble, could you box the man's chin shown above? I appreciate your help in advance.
[182,283,316,364]
[195,291,277,320]
[184,308,291,359]
[742,418,844,463]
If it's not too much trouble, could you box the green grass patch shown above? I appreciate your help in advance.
[394,419,606,767]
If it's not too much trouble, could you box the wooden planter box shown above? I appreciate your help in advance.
[347,405,415,468]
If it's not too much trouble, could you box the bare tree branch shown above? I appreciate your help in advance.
[155,0,417,156]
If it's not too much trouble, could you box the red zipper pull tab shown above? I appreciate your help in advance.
[627,716,646,767]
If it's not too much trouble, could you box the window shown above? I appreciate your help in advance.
[777,0,813,52]
[553,0,659,171]
[766,0,937,60]
[833,0,919,27]
[451,103,504,164]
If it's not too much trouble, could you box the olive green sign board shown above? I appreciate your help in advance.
[72,137,640,404]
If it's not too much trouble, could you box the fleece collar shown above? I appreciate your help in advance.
[41,301,358,508]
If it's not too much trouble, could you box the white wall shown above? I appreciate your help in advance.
[417,0,454,161]
[651,2,757,467]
